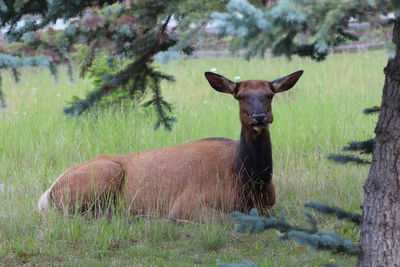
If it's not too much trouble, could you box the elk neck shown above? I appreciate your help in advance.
[234,127,273,186]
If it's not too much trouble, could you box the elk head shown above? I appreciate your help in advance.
[205,70,303,135]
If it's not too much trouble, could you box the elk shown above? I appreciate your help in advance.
[38,70,303,221]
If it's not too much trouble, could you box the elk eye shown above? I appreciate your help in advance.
[235,95,243,100]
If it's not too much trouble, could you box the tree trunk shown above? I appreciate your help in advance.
[359,17,400,267]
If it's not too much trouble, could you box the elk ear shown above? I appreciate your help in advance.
[204,72,236,94]
[271,70,303,93]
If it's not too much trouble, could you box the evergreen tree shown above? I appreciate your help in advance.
[0,0,227,129]
[211,0,375,60]
[212,0,400,266]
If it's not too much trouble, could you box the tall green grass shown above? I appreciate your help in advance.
[0,51,385,266]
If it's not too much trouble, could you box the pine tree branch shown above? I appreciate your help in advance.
[231,209,317,236]
[287,230,359,255]
[161,15,172,34]
[363,106,380,114]
[144,70,176,130]
[343,139,374,154]
[304,202,361,225]
[327,154,370,165]
[64,57,148,116]
[230,206,360,256]
[63,28,177,129]
[292,43,328,61]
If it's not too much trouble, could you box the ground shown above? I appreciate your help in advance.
[0,50,385,266]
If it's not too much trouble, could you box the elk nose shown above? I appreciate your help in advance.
[250,113,267,124]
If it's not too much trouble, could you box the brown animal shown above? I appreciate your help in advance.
[38,70,303,221]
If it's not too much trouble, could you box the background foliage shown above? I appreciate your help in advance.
[212,0,392,60]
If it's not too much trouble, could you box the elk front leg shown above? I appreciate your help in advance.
[169,191,229,222]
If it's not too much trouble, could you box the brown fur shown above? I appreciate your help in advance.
[46,139,242,220]
[39,70,303,221]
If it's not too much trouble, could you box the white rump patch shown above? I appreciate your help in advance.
[38,189,51,217]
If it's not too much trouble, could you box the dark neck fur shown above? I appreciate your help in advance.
[234,128,273,185]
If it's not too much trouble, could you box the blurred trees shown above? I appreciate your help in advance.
[212,0,388,60]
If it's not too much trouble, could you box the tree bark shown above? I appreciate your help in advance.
[359,17,400,267]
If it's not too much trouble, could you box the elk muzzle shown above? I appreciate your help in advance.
[249,113,272,133]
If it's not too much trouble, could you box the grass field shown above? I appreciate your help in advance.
[0,50,386,266]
